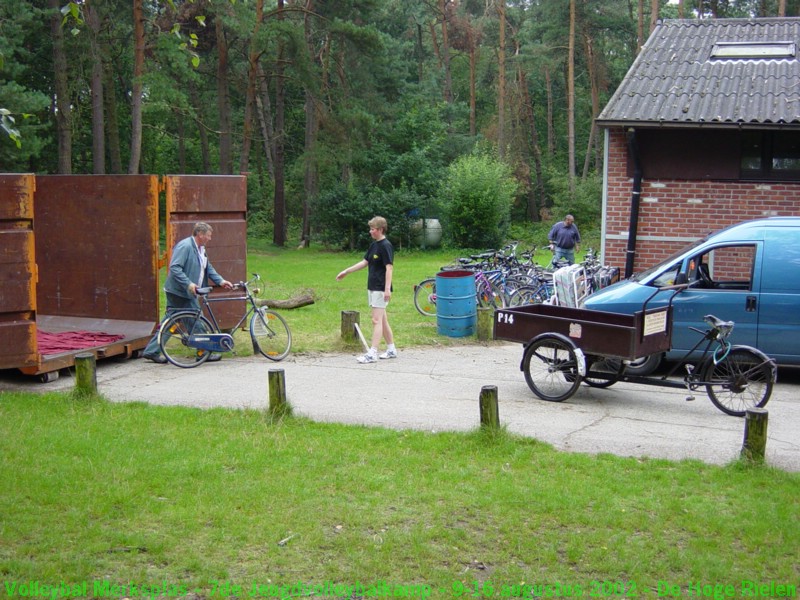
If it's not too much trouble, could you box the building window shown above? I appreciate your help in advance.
[740,131,800,181]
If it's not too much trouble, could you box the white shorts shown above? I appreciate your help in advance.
[368,290,389,309]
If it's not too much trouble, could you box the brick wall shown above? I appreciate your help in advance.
[604,128,800,272]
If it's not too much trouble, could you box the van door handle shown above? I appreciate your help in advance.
[746,295,757,312]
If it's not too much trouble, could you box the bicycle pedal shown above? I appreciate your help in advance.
[685,395,695,401]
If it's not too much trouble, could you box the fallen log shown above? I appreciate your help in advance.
[255,291,315,310]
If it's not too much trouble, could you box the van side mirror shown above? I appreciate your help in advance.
[675,272,688,285]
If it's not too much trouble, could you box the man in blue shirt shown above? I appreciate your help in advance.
[548,214,581,265]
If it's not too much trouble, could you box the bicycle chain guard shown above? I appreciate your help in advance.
[188,333,235,352]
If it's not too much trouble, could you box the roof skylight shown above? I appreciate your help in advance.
[711,41,796,59]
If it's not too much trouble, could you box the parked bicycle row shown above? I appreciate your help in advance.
[413,242,619,317]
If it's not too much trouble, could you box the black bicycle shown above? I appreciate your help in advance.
[158,274,291,368]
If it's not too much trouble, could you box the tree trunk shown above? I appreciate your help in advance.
[469,36,477,137]
[637,0,644,51]
[190,86,211,173]
[518,65,545,220]
[216,12,233,175]
[86,2,105,174]
[255,63,276,179]
[582,33,600,178]
[103,59,122,173]
[416,23,425,84]
[439,0,453,104]
[650,0,659,32]
[49,0,72,174]
[545,66,555,157]
[128,0,144,174]
[567,0,576,195]
[273,0,288,247]
[497,0,506,159]
[301,0,318,248]
[178,113,186,172]
[239,0,264,175]
[256,292,315,309]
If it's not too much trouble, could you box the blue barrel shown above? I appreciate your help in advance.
[436,270,477,337]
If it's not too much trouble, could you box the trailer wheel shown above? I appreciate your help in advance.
[522,335,582,402]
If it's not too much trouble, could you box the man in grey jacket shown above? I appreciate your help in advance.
[143,222,233,363]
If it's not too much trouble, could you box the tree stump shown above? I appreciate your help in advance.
[740,407,769,463]
[477,307,495,341]
[479,385,500,430]
[341,310,360,345]
[75,352,97,395]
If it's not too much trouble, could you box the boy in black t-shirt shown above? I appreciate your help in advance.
[336,216,397,363]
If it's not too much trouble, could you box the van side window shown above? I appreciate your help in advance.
[692,245,756,291]
[653,263,681,288]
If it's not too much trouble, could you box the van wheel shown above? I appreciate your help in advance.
[624,354,662,376]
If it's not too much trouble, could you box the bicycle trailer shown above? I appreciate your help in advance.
[494,302,673,362]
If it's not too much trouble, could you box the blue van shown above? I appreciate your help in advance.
[584,217,800,374]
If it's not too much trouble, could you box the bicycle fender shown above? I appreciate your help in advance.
[520,332,586,377]
[732,345,778,383]
[699,344,778,383]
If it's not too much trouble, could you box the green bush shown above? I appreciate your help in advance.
[543,167,603,229]
[438,153,517,249]
[310,183,426,250]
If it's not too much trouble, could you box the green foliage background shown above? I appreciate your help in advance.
[3,0,798,242]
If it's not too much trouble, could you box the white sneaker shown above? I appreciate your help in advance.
[379,349,398,359]
[356,352,377,364]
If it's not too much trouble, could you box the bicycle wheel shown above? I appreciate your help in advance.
[704,347,774,416]
[477,279,506,309]
[522,336,582,402]
[159,312,216,368]
[508,286,547,307]
[251,308,292,361]
[413,278,437,317]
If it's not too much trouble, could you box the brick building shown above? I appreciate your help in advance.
[596,18,800,277]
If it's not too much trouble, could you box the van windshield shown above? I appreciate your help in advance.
[629,237,708,282]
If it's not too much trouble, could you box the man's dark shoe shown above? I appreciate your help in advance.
[143,353,167,364]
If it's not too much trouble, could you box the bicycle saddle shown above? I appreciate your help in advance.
[196,287,213,295]
[704,314,734,333]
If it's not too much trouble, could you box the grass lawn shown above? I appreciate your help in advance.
[1,244,798,598]
[241,244,557,354]
[1,392,798,598]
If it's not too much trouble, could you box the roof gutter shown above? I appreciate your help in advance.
[625,128,642,279]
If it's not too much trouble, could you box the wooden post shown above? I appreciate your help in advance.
[740,407,769,463]
[479,385,500,429]
[268,368,287,415]
[476,307,495,341]
[74,352,98,395]
[341,310,360,344]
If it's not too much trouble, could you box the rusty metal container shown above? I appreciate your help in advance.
[0,174,247,382]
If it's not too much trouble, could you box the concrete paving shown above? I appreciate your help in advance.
[2,343,799,471]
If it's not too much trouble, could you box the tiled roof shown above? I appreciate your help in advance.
[596,18,800,128]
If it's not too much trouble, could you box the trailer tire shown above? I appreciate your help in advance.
[522,334,582,402]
